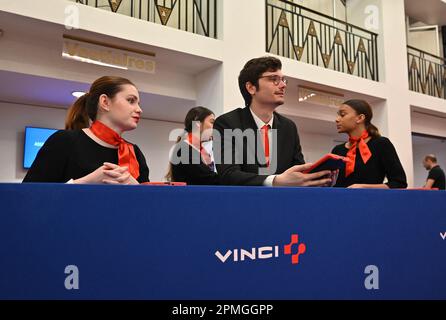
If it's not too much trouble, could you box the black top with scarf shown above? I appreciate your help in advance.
[331,136,407,188]
[170,140,219,185]
[23,130,150,183]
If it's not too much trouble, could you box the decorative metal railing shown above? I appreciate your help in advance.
[408,46,446,99]
[74,0,217,39]
[266,0,379,81]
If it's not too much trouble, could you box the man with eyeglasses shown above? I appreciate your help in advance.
[213,56,333,186]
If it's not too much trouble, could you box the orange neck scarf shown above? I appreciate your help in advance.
[187,133,214,168]
[345,130,372,177]
[90,121,140,179]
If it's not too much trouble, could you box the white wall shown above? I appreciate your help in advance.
[407,20,442,57]
[0,101,180,182]
[408,27,440,56]
[411,111,446,187]
[298,131,341,163]
[293,0,346,21]
[412,138,446,187]
[0,102,65,183]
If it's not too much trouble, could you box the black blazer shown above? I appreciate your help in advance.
[171,140,219,185]
[214,107,305,185]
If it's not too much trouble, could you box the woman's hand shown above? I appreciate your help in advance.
[102,162,139,185]
[73,162,139,185]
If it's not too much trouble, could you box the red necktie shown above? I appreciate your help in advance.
[261,124,270,167]
[90,121,140,179]
[345,130,372,177]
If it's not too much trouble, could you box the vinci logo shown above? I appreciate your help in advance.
[215,234,306,265]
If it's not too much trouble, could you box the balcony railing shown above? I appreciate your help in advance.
[408,46,446,99]
[74,0,217,39]
[266,0,379,81]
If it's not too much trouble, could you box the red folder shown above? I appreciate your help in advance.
[303,154,348,174]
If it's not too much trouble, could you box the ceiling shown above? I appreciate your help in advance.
[412,134,446,146]
[0,10,221,76]
[405,0,446,25]
[0,70,193,123]
[0,10,223,123]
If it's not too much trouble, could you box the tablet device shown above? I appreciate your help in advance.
[303,154,347,174]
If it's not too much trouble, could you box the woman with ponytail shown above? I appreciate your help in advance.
[166,106,219,185]
[331,99,407,189]
[23,76,149,184]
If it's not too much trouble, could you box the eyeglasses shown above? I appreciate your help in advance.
[258,75,288,86]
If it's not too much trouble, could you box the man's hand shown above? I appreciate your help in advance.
[273,163,332,187]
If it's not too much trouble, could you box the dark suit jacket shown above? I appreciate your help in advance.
[214,107,305,185]
[171,140,219,185]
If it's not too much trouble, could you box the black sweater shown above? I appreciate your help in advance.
[23,130,149,183]
[331,136,407,189]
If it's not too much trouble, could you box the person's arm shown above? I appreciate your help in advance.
[263,120,304,187]
[185,164,219,185]
[379,138,408,189]
[174,161,220,185]
[23,131,70,183]
[347,183,389,189]
[423,167,440,189]
[424,179,435,189]
[170,144,219,185]
[133,144,150,183]
[291,121,305,166]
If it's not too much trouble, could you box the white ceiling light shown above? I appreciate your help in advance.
[298,86,345,108]
[71,91,86,98]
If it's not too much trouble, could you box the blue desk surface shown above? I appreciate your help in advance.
[0,183,445,299]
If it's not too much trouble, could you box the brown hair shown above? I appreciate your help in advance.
[343,99,381,138]
[239,56,282,107]
[165,106,214,182]
[65,76,135,130]
[425,154,437,163]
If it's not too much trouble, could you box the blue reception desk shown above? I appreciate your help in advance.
[0,183,445,299]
